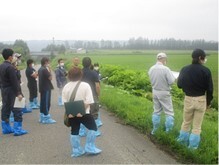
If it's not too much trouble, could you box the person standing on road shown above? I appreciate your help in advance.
[148,52,176,135]
[26,59,40,109]
[79,57,101,137]
[55,58,67,106]
[73,57,80,67]
[62,67,102,157]
[0,48,28,136]
[38,57,56,124]
[93,63,103,127]
[177,49,213,149]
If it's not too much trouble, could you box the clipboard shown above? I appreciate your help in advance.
[64,100,86,116]
[14,97,26,108]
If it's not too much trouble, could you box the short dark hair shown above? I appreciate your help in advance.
[68,67,83,81]
[27,59,34,66]
[82,57,91,68]
[192,49,206,64]
[58,58,63,63]
[2,48,14,60]
[41,57,49,66]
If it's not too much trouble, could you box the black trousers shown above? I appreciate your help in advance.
[28,83,37,102]
[40,90,51,115]
[1,87,22,122]
[69,114,97,135]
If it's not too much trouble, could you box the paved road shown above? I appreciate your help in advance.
[0,68,178,164]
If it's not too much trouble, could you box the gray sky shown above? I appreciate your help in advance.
[0,0,218,41]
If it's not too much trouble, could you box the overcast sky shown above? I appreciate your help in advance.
[0,0,218,41]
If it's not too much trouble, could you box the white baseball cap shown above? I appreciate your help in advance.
[157,52,167,59]
[14,53,22,58]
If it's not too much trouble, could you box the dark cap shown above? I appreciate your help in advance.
[192,49,206,59]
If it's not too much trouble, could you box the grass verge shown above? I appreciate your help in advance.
[100,84,218,164]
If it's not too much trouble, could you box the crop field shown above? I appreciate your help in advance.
[60,49,218,100]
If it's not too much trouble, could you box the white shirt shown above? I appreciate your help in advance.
[62,81,94,114]
[148,62,175,91]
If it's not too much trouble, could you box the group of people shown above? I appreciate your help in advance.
[0,48,103,157]
[0,47,213,158]
[148,49,213,150]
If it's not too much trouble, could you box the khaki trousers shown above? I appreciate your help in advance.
[181,95,206,134]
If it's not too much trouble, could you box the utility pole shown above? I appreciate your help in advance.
[51,37,55,56]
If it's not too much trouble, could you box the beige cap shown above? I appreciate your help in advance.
[157,52,167,59]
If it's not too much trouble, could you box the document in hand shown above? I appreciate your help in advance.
[171,71,179,79]
[64,100,86,116]
[14,97,26,108]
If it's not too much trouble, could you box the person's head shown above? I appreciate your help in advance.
[14,53,22,65]
[41,57,50,66]
[73,57,80,66]
[82,57,92,68]
[1,48,14,62]
[58,58,64,67]
[11,56,18,67]
[157,52,167,65]
[192,49,207,64]
[68,67,83,81]
[27,59,34,67]
[93,63,99,71]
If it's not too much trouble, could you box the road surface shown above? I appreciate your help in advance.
[0,67,178,164]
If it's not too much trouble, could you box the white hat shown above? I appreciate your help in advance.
[14,53,22,58]
[157,52,167,59]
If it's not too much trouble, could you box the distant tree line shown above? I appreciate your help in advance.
[0,39,30,59]
[70,38,218,50]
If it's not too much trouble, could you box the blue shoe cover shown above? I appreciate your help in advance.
[79,124,87,137]
[29,102,38,109]
[177,130,189,145]
[22,105,32,113]
[85,130,102,154]
[1,121,14,134]
[95,129,101,137]
[10,113,14,123]
[188,133,200,149]
[165,115,174,132]
[58,96,63,106]
[13,122,28,136]
[42,114,56,124]
[70,135,85,157]
[151,114,160,135]
[33,98,40,108]
[39,113,44,123]
[95,118,103,128]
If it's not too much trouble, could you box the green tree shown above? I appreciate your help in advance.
[13,39,30,59]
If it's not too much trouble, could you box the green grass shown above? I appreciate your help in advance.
[100,84,218,164]
[54,49,218,103]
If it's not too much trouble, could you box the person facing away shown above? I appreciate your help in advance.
[148,52,176,135]
[80,57,101,136]
[0,48,28,136]
[38,57,56,124]
[176,49,213,149]
[62,67,102,157]
[25,59,40,109]
[55,58,67,106]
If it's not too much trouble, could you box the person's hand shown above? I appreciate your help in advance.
[68,114,74,118]
[76,113,83,117]
[17,94,23,101]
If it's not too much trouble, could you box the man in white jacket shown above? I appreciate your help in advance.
[148,52,175,135]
